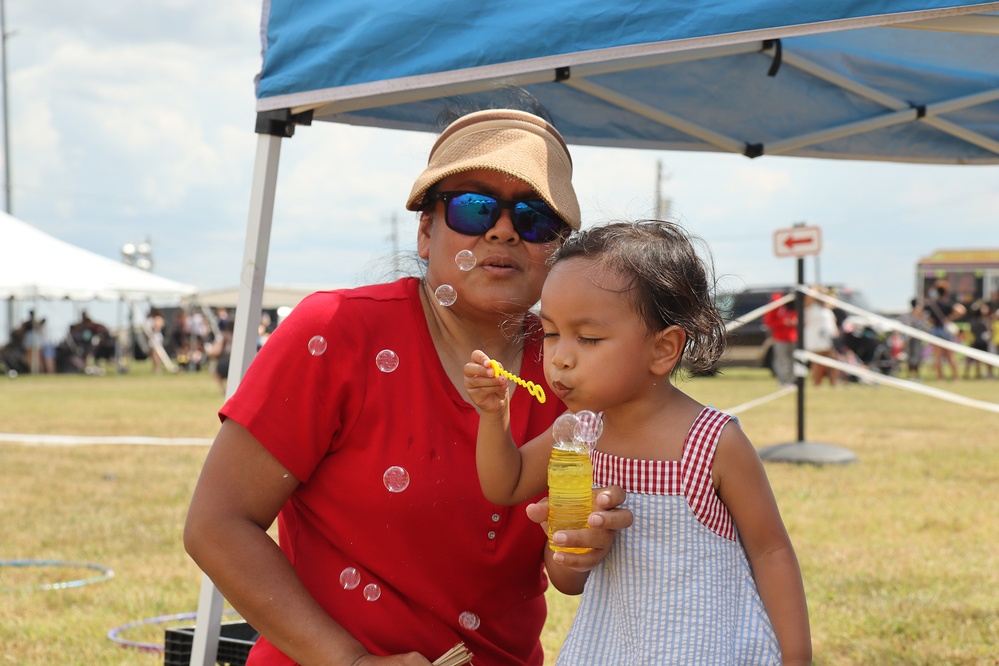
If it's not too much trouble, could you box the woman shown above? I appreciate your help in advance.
[184,106,632,665]
[802,289,840,386]
[925,279,966,381]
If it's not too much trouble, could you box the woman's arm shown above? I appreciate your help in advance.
[464,350,551,505]
[184,419,431,666]
[714,425,812,666]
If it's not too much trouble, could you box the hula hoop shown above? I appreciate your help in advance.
[107,609,240,652]
[0,559,114,591]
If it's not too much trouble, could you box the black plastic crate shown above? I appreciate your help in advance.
[164,620,258,666]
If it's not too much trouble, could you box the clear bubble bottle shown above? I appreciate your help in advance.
[547,411,602,553]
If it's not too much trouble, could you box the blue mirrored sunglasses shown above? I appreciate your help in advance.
[435,191,569,243]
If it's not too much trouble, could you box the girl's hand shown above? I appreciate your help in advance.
[463,349,509,414]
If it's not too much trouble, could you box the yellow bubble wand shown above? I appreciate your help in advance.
[489,359,546,404]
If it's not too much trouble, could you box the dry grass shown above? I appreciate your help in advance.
[1,363,997,664]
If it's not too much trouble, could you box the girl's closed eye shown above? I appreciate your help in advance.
[578,336,601,345]
[543,332,560,340]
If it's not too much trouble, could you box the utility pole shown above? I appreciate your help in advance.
[1,0,11,215]
[2,0,11,344]
[654,159,671,220]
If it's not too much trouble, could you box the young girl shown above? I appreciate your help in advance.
[464,221,811,665]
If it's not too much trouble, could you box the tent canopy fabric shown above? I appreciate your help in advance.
[256,1,999,163]
[0,212,197,302]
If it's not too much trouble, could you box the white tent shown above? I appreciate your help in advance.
[0,212,197,302]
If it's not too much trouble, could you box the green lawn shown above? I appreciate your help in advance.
[1,362,997,664]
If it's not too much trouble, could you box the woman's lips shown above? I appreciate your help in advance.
[479,255,520,275]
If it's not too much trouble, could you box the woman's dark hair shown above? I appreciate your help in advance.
[433,87,554,131]
[551,220,726,374]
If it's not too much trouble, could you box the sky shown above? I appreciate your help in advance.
[4,0,998,342]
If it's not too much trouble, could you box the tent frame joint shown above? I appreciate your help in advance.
[255,109,314,138]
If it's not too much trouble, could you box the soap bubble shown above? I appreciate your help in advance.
[363,583,381,601]
[307,335,328,356]
[339,567,360,590]
[435,284,458,307]
[458,611,481,631]
[455,249,476,271]
[375,349,399,373]
[383,466,410,493]
[574,410,603,443]
[551,413,578,445]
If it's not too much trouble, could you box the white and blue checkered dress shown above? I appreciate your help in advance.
[556,407,780,665]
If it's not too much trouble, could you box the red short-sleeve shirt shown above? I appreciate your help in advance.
[221,278,563,665]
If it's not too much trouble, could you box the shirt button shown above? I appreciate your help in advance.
[491,513,500,523]
[487,531,496,540]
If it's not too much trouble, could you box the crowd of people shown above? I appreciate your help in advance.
[917,280,998,381]
[0,305,251,381]
[762,281,999,386]
[1,309,118,376]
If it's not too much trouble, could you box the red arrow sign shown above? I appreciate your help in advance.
[774,226,821,257]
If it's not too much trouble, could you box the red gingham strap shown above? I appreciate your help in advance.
[681,407,735,541]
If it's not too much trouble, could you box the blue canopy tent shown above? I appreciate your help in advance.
[189,2,999,662]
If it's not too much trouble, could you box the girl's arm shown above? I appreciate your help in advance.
[714,424,812,666]
[463,350,552,505]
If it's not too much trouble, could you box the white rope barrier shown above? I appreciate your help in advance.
[725,384,797,415]
[794,349,999,414]
[724,292,794,332]
[0,433,213,446]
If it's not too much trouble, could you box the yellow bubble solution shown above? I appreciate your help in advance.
[547,445,593,554]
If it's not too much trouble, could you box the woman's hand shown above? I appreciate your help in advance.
[526,485,632,572]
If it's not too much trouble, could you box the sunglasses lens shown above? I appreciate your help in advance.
[442,192,567,243]
[512,201,564,243]
[445,193,497,235]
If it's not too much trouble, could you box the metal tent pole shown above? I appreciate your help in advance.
[188,130,283,666]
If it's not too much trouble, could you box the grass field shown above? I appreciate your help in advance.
[1,362,997,664]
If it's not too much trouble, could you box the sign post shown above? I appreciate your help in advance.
[758,223,856,465]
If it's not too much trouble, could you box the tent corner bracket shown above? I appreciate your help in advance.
[255,109,315,138]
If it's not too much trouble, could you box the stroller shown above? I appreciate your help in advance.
[839,315,897,376]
